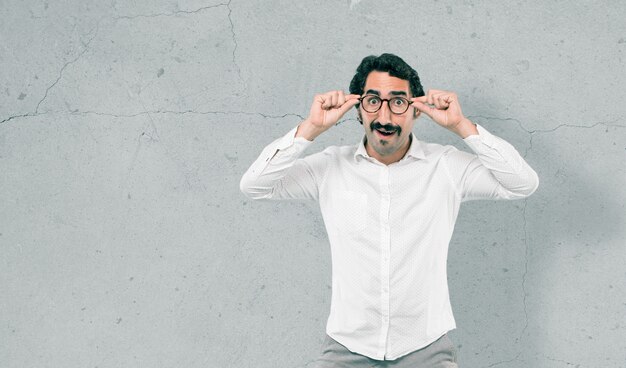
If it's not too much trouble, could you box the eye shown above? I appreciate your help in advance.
[366,96,381,105]
[392,98,406,106]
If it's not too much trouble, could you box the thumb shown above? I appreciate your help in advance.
[411,99,435,118]
[336,97,360,117]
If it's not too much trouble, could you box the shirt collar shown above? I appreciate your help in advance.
[354,133,427,162]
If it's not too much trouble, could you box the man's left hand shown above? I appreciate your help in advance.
[411,89,478,138]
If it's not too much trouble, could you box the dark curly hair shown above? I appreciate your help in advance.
[349,54,425,108]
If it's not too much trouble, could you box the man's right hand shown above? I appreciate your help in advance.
[296,91,360,141]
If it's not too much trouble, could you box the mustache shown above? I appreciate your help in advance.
[370,121,402,135]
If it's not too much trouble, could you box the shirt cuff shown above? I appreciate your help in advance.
[275,126,314,151]
[462,123,499,150]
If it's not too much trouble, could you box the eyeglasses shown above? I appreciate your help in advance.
[359,94,413,115]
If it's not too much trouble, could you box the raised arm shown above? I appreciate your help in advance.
[239,91,359,200]
[444,125,539,201]
[411,89,539,200]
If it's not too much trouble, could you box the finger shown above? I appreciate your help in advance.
[336,98,360,116]
[441,93,458,111]
[315,94,328,109]
[337,90,346,106]
[426,90,438,105]
[346,94,361,100]
[321,93,333,110]
[425,89,447,105]
[330,91,338,107]
[411,96,432,112]
[411,100,435,118]
[436,94,449,109]
[433,93,446,109]
[445,94,458,107]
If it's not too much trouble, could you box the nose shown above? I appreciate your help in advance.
[377,100,393,123]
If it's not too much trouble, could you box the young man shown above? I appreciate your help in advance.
[240,54,539,367]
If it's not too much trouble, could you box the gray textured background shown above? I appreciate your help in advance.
[1,1,625,367]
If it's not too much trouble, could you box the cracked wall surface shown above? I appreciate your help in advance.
[1,1,625,367]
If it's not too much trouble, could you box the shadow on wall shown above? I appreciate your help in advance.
[519,123,625,365]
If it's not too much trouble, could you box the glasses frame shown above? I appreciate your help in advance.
[358,94,414,115]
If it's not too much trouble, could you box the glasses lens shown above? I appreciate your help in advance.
[390,97,409,114]
[362,95,381,113]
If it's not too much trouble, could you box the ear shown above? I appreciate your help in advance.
[413,109,421,119]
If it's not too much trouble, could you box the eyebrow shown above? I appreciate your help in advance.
[364,89,408,97]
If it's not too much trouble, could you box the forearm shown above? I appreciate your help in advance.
[461,123,539,199]
[239,126,315,200]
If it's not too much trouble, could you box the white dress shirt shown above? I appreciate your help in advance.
[240,124,539,360]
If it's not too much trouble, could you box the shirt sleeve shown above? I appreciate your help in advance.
[443,123,539,202]
[239,126,325,201]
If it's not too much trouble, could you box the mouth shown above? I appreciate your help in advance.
[371,122,401,138]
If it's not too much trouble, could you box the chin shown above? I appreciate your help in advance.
[373,142,399,156]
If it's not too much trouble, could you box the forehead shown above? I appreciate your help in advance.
[363,71,410,95]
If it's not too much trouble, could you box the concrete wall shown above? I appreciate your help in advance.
[1,1,624,367]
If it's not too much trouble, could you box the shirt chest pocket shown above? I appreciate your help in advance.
[327,190,368,236]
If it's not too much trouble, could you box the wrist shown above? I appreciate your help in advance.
[452,118,478,138]
[296,119,325,141]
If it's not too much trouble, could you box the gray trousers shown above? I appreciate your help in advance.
[312,334,459,368]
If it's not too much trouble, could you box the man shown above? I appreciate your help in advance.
[240,53,538,367]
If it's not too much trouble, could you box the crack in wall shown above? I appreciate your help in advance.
[519,199,530,344]
[34,24,100,114]
[486,352,522,367]
[112,1,243,85]
[527,120,626,133]
[68,109,305,120]
[0,113,38,124]
[336,117,359,126]
[468,115,626,133]
[113,3,229,20]
[466,114,626,368]
[1,25,100,124]
[1,2,242,125]
[468,115,626,158]
[1,110,304,125]
[544,355,582,367]
[225,0,243,84]
[469,115,626,147]
[112,1,243,84]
